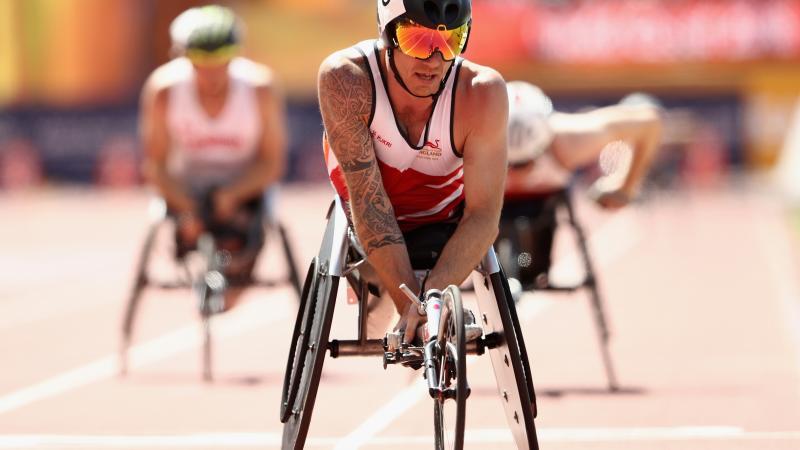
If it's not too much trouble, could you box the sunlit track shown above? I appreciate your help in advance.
[2,185,800,450]
[338,207,644,447]
[753,201,800,385]
[0,298,291,415]
[516,205,642,315]
[335,204,641,450]
[333,378,429,450]
[2,427,800,448]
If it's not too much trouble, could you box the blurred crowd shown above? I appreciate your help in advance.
[0,0,799,196]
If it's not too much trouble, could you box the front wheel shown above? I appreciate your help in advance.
[433,285,468,450]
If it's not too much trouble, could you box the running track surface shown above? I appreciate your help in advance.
[1,182,800,450]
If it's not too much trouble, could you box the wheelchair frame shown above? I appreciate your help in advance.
[280,197,539,450]
[119,197,303,381]
[497,188,619,391]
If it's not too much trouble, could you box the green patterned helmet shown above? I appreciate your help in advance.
[170,5,241,62]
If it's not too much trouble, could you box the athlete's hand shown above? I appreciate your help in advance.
[394,301,427,345]
[212,190,238,221]
[593,188,632,210]
[177,212,204,246]
[588,180,633,211]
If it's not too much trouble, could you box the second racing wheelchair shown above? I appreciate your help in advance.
[280,197,539,449]
[496,187,619,391]
[119,190,302,381]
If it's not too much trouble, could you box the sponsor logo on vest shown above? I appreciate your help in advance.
[370,129,393,148]
[185,135,244,151]
[418,138,442,160]
[424,139,441,150]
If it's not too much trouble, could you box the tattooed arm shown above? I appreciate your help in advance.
[318,49,419,314]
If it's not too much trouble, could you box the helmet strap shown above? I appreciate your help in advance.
[387,46,444,99]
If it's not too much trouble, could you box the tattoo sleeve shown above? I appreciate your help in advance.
[318,57,404,253]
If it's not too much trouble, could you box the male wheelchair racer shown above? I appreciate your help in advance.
[119,189,302,381]
[495,187,619,391]
[280,197,539,450]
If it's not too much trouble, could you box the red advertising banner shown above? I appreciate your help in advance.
[469,0,800,65]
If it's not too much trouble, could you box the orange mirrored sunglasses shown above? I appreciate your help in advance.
[394,19,470,61]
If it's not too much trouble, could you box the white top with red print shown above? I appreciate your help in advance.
[165,57,261,192]
[324,40,464,231]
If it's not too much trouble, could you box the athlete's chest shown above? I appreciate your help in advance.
[196,93,228,119]
[168,83,260,154]
[393,106,431,145]
[361,42,464,173]
[368,122,458,178]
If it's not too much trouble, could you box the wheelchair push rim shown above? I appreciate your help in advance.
[433,285,467,450]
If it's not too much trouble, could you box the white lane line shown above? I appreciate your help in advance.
[365,426,800,444]
[2,427,800,448]
[0,298,290,415]
[336,207,645,448]
[332,377,429,450]
[0,433,286,449]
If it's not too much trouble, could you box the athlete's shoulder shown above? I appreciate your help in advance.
[318,42,375,121]
[318,41,374,86]
[455,60,507,114]
[143,58,192,94]
[141,58,192,108]
[229,57,276,88]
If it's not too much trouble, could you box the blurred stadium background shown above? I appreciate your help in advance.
[3,2,800,449]
[2,0,800,192]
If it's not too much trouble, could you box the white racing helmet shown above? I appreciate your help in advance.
[377,0,472,38]
[378,0,408,37]
[506,81,554,166]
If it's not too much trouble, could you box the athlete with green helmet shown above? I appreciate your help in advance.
[140,5,287,307]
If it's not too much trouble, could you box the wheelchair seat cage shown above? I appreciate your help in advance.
[280,197,539,450]
[497,188,619,391]
[119,196,303,381]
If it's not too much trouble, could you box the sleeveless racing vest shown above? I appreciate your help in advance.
[166,57,261,194]
[324,40,464,231]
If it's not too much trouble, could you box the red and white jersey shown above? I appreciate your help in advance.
[164,57,262,192]
[324,40,464,231]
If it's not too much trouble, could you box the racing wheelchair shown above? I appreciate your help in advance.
[119,191,302,381]
[280,197,539,449]
[496,188,619,391]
